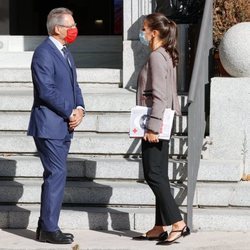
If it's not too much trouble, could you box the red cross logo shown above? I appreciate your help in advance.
[133,128,138,134]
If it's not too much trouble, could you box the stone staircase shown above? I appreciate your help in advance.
[0,67,250,232]
[0,36,122,69]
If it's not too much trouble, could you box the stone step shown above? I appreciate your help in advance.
[0,87,135,112]
[0,82,120,89]
[0,132,188,155]
[0,156,242,182]
[0,112,131,133]
[197,181,250,207]
[0,35,122,52]
[0,68,121,83]
[0,52,33,68]
[0,179,187,206]
[0,87,188,114]
[0,111,188,134]
[1,205,250,231]
[0,52,122,69]
[0,35,123,68]
[73,52,122,68]
[0,178,249,207]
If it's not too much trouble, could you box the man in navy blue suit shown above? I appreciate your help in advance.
[27,7,85,244]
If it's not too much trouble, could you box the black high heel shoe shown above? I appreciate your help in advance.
[156,226,190,245]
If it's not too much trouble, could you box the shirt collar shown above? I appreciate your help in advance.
[49,36,65,54]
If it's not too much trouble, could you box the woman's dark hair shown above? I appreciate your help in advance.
[145,13,179,67]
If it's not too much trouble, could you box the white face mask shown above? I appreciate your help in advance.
[139,31,149,46]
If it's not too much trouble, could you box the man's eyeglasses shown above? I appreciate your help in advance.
[58,23,77,28]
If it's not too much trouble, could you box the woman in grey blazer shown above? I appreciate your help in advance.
[133,13,190,245]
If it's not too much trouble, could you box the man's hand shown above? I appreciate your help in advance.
[69,108,84,131]
[143,130,159,143]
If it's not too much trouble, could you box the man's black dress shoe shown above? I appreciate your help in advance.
[132,231,168,241]
[36,227,74,240]
[39,230,73,244]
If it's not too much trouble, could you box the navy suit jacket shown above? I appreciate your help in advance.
[27,37,84,139]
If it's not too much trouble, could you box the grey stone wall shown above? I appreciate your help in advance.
[209,77,250,172]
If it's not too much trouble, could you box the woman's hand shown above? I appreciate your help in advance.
[144,130,159,143]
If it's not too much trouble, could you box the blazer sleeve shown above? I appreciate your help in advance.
[147,51,168,133]
[75,79,85,109]
[69,52,85,109]
[31,48,73,119]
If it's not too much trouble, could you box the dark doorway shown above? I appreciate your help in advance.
[9,0,123,35]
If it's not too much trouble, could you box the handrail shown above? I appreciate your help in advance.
[188,0,213,103]
[187,0,213,231]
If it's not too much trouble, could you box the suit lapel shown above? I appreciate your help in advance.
[45,38,77,105]
[46,38,73,76]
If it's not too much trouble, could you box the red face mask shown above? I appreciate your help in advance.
[64,27,78,44]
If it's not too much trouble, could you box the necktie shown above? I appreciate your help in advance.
[62,46,72,68]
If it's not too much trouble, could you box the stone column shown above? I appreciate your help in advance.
[123,0,153,89]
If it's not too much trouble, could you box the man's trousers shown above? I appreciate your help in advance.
[34,137,71,232]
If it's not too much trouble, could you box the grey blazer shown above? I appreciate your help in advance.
[136,47,181,133]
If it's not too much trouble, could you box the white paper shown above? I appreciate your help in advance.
[129,106,175,140]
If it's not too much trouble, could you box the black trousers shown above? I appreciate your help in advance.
[142,139,182,226]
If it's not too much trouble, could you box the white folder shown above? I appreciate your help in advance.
[129,106,175,140]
